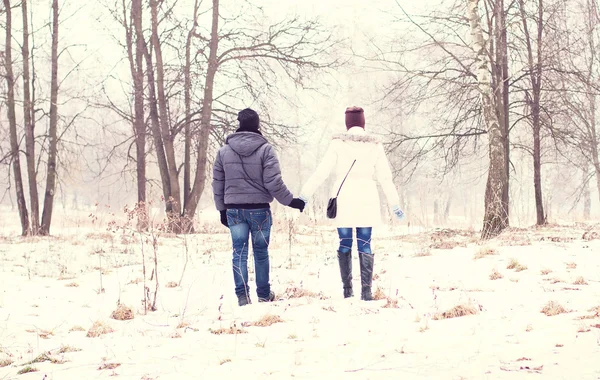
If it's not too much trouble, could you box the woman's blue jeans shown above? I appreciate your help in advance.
[337,227,372,254]
[226,208,272,299]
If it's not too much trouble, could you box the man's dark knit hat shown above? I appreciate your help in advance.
[237,108,260,131]
[345,106,365,129]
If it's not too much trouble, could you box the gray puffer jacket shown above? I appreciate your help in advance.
[212,131,294,211]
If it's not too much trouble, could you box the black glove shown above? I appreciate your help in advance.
[220,210,228,227]
[288,198,306,212]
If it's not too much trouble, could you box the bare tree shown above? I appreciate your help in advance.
[467,0,508,237]
[40,0,60,235]
[3,0,30,235]
[21,0,40,234]
[517,0,547,225]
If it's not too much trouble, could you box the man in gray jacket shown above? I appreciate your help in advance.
[212,108,305,306]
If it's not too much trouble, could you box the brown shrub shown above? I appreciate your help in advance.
[86,321,114,338]
[489,269,503,280]
[541,301,568,316]
[110,303,135,321]
[247,314,284,327]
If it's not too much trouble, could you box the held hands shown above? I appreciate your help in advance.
[289,198,306,212]
[220,210,229,227]
[392,205,406,221]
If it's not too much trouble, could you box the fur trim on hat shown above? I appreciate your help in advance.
[332,132,382,144]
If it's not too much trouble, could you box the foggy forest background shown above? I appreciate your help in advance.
[0,0,598,237]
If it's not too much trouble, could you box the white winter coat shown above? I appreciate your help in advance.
[300,127,400,228]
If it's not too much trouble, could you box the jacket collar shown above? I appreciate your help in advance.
[332,127,381,143]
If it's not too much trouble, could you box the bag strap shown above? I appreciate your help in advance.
[335,160,356,197]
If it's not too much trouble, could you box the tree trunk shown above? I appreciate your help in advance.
[182,0,200,232]
[583,167,591,220]
[150,0,181,224]
[184,0,220,225]
[519,0,546,226]
[128,0,148,230]
[4,0,31,236]
[136,5,172,214]
[21,0,40,235]
[467,0,509,239]
[498,0,510,226]
[40,0,59,235]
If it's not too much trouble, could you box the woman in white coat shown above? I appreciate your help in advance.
[299,106,405,301]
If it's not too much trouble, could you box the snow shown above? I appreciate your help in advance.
[1,215,599,379]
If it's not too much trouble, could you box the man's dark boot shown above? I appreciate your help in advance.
[337,251,353,298]
[359,252,374,301]
[238,294,251,306]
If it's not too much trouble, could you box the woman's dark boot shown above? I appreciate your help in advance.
[337,251,353,298]
[359,252,374,301]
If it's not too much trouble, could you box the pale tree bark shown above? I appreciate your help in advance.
[490,0,511,223]
[21,0,40,235]
[40,0,60,235]
[519,0,546,225]
[467,0,509,238]
[3,0,30,236]
[184,0,220,225]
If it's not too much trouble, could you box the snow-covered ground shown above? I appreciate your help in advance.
[1,215,599,379]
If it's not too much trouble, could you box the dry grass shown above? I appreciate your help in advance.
[540,268,552,275]
[382,298,400,309]
[506,258,527,271]
[85,232,114,242]
[577,323,591,333]
[489,269,504,280]
[247,314,284,327]
[566,262,577,269]
[0,358,13,367]
[58,345,81,354]
[17,366,37,375]
[25,328,53,339]
[373,287,387,300]
[220,358,231,365]
[573,276,588,285]
[541,301,568,316]
[98,362,121,370]
[110,303,135,321]
[69,325,85,332]
[284,286,326,299]
[413,248,432,257]
[86,321,114,338]
[209,325,247,335]
[24,352,65,365]
[165,281,178,288]
[433,303,478,320]
[64,282,79,287]
[474,246,498,260]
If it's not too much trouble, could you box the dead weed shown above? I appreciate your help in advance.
[541,301,568,316]
[110,303,135,321]
[86,321,114,338]
[433,303,479,320]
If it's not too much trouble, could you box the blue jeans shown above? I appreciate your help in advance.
[226,208,272,299]
[337,227,372,254]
